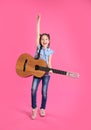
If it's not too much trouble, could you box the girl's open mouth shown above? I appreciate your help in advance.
[43,43,47,45]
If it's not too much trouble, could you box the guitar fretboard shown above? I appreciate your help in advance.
[52,68,67,75]
[35,65,67,75]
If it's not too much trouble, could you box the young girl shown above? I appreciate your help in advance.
[31,15,54,119]
[31,15,79,120]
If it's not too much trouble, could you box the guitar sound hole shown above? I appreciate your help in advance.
[35,65,39,70]
[23,59,28,72]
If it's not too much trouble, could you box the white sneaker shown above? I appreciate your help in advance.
[31,107,38,119]
[40,109,46,117]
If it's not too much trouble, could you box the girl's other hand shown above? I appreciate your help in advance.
[49,70,53,74]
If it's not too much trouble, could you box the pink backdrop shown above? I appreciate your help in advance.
[0,0,91,130]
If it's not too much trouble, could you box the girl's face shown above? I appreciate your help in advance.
[40,35,50,48]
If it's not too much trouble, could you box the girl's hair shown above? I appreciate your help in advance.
[39,33,50,48]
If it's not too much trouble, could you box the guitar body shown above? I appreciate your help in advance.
[16,53,47,78]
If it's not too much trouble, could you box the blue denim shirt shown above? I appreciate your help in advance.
[34,44,54,65]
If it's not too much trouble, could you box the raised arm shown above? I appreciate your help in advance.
[36,15,40,47]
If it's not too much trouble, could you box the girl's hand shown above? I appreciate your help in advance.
[37,15,40,21]
[49,70,53,74]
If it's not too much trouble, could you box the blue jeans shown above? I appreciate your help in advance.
[31,75,50,109]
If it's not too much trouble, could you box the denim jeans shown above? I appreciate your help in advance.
[31,75,50,109]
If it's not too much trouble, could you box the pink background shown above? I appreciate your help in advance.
[0,0,91,130]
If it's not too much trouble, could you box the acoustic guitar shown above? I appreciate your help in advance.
[16,53,79,78]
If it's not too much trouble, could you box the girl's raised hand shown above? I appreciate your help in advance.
[37,15,40,21]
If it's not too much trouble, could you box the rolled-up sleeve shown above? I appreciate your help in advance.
[46,48,54,56]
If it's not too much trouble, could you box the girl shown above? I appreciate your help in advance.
[31,15,54,119]
[31,15,79,120]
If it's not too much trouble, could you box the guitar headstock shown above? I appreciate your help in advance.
[67,72,80,78]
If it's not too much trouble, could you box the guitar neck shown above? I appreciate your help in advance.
[52,68,67,75]
[35,65,67,75]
